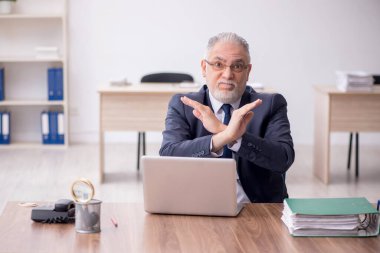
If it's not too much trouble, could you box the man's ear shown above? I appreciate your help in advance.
[246,64,252,82]
[201,59,207,77]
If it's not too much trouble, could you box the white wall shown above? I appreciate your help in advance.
[68,0,380,145]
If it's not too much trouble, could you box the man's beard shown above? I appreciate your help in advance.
[211,81,244,104]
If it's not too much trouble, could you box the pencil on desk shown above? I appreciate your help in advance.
[110,217,118,227]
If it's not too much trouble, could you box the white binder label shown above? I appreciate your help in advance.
[58,113,64,134]
[42,113,49,135]
[2,113,9,135]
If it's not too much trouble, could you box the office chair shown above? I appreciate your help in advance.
[141,73,194,83]
[347,75,380,177]
[137,72,194,170]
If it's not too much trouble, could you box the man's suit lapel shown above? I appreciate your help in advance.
[239,86,255,108]
[202,85,214,113]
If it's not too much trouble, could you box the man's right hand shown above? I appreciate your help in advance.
[181,96,226,134]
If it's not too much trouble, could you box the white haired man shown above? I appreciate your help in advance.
[160,32,294,203]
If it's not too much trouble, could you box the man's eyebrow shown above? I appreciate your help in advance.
[212,56,226,62]
[211,56,246,63]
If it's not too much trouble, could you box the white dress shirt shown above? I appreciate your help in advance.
[208,91,251,204]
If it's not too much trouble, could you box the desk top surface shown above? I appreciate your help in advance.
[0,202,379,253]
[98,83,201,94]
[314,85,380,94]
[98,83,274,94]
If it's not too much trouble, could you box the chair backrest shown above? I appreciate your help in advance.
[373,75,380,85]
[141,72,194,83]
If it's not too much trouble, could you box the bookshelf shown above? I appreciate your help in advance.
[0,0,68,148]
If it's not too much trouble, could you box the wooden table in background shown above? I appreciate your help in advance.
[0,202,379,253]
[313,85,380,184]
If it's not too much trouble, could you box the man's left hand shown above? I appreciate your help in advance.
[211,99,262,152]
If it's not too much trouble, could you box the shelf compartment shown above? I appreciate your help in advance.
[0,19,63,57]
[0,106,66,145]
[0,62,64,101]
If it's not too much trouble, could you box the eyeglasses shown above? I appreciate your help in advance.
[204,59,249,73]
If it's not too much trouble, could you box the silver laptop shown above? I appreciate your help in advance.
[142,156,244,216]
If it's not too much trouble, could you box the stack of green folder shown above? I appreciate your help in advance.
[282,197,380,237]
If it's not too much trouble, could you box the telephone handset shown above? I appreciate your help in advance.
[31,199,75,223]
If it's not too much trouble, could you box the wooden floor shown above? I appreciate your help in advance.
[0,143,379,214]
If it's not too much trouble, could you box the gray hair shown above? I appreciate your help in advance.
[206,32,251,62]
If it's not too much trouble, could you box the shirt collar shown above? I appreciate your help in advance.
[208,90,241,113]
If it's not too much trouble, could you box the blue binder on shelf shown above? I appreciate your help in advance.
[48,111,58,144]
[41,111,50,144]
[47,68,56,101]
[56,68,63,100]
[47,68,64,101]
[0,68,4,101]
[0,112,10,144]
[41,110,64,145]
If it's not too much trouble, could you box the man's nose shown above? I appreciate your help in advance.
[221,66,234,79]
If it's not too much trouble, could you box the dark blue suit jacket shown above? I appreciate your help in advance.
[159,85,295,203]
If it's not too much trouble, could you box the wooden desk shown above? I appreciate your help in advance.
[98,84,199,182]
[1,202,379,253]
[313,85,380,184]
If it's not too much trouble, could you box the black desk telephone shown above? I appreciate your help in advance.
[31,199,75,223]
